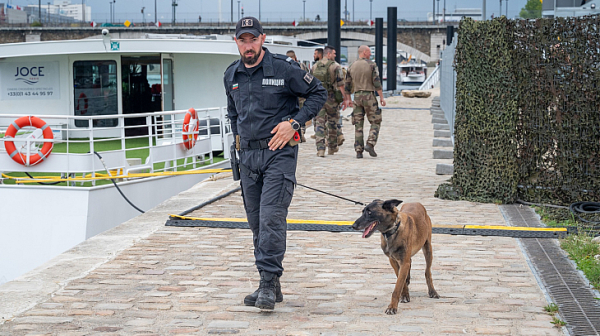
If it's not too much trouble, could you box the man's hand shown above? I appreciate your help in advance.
[380,97,386,107]
[269,121,295,150]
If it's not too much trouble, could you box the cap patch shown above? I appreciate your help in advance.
[304,73,314,84]
[241,19,253,27]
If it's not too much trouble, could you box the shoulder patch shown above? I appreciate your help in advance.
[304,72,314,84]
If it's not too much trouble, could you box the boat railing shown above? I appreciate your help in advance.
[0,107,232,186]
[418,65,440,90]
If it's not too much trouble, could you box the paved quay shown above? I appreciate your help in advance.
[0,90,563,335]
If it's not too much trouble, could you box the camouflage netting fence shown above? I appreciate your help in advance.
[436,16,600,221]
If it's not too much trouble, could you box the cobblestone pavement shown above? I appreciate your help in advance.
[0,92,563,335]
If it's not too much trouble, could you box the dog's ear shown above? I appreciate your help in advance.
[382,199,403,212]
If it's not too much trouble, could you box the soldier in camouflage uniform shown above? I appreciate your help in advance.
[345,45,386,158]
[287,50,310,142]
[311,45,350,157]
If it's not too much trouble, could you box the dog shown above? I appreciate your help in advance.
[352,199,439,315]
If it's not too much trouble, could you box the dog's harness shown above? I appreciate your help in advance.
[382,214,402,240]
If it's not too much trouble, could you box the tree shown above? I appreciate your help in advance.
[519,0,542,18]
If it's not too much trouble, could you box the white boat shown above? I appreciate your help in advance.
[0,31,318,284]
[398,60,427,84]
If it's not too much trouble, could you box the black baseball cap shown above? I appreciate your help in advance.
[235,16,263,38]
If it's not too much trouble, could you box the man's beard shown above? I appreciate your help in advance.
[241,49,261,65]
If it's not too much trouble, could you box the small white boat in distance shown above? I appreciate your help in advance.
[398,60,427,84]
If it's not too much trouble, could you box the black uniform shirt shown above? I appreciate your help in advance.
[224,47,327,141]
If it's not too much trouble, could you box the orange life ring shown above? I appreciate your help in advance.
[4,116,54,166]
[76,92,88,115]
[182,108,199,150]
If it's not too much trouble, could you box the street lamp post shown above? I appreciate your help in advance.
[82,0,85,25]
[231,0,233,23]
[369,0,372,21]
[506,0,508,17]
[303,0,306,21]
[109,1,112,23]
[238,1,240,20]
[155,0,157,24]
[499,0,502,16]
[112,0,116,23]
[47,2,50,23]
[259,0,261,20]
[172,0,178,25]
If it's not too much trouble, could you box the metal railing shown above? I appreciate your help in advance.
[439,33,458,143]
[0,107,232,186]
[418,65,440,90]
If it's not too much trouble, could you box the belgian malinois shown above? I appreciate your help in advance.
[352,199,440,315]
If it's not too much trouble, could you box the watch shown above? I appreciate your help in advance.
[289,119,301,131]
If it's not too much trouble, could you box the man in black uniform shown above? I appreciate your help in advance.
[223,17,327,311]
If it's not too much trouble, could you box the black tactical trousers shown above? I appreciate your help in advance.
[239,145,298,276]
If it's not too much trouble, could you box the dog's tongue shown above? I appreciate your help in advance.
[362,221,377,238]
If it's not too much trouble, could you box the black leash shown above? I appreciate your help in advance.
[296,182,365,206]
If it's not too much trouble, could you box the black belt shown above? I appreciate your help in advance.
[240,137,273,150]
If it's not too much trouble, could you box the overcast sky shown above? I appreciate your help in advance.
[10,0,528,23]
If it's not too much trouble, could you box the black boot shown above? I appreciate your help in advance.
[255,272,278,310]
[243,273,283,306]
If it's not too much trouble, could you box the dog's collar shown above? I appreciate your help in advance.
[382,214,401,240]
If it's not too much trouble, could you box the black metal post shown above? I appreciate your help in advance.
[386,7,397,92]
[375,17,383,87]
[446,25,454,45]
[328,0,341,63]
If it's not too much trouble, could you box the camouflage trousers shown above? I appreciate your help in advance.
[315,93,343,151]
[352,91,382,152]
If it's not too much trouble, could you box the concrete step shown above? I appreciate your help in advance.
[433,138,453,147]
[433,123,450,130]
[432,117,448,125]
[433,149,454,159]
[436,163,454,175]
[434,130,451,138]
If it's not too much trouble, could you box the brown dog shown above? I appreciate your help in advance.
[352,199,439,315]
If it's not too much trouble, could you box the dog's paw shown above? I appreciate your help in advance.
[400,295,410,303]
[429,290,440,299]
[385,306,398,315]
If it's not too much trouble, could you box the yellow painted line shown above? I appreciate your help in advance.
[169,215,354,226]
[7,168,231,184]
[465,225,567,232]
[169,217,568,232]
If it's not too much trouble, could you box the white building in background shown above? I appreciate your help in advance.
[428,8,482,22]
[25,0,91,22]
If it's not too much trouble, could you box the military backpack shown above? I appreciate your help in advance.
[313,60,343,103]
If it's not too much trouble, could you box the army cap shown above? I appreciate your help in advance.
[235,16,264,38]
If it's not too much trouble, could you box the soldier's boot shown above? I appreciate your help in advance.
[255,272,278,310]
[244,273,283,306]
[328,147,338,155]
[356,152,363,159]
[300,134,306,143]
[337,135,345,146]
[365,144,377,157]
[317,150,325,157]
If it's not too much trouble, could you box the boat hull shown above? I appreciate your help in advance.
[0,160,230,284]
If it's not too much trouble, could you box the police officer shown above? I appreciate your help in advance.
[311,45,350,157]
[223,17,327,311]
[345,45,386,158]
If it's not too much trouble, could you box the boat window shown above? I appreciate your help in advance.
[73,60,118,128]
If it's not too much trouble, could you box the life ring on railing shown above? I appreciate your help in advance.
[76,92,88,115]
[182,108,199,150]
[4,116,54,166]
